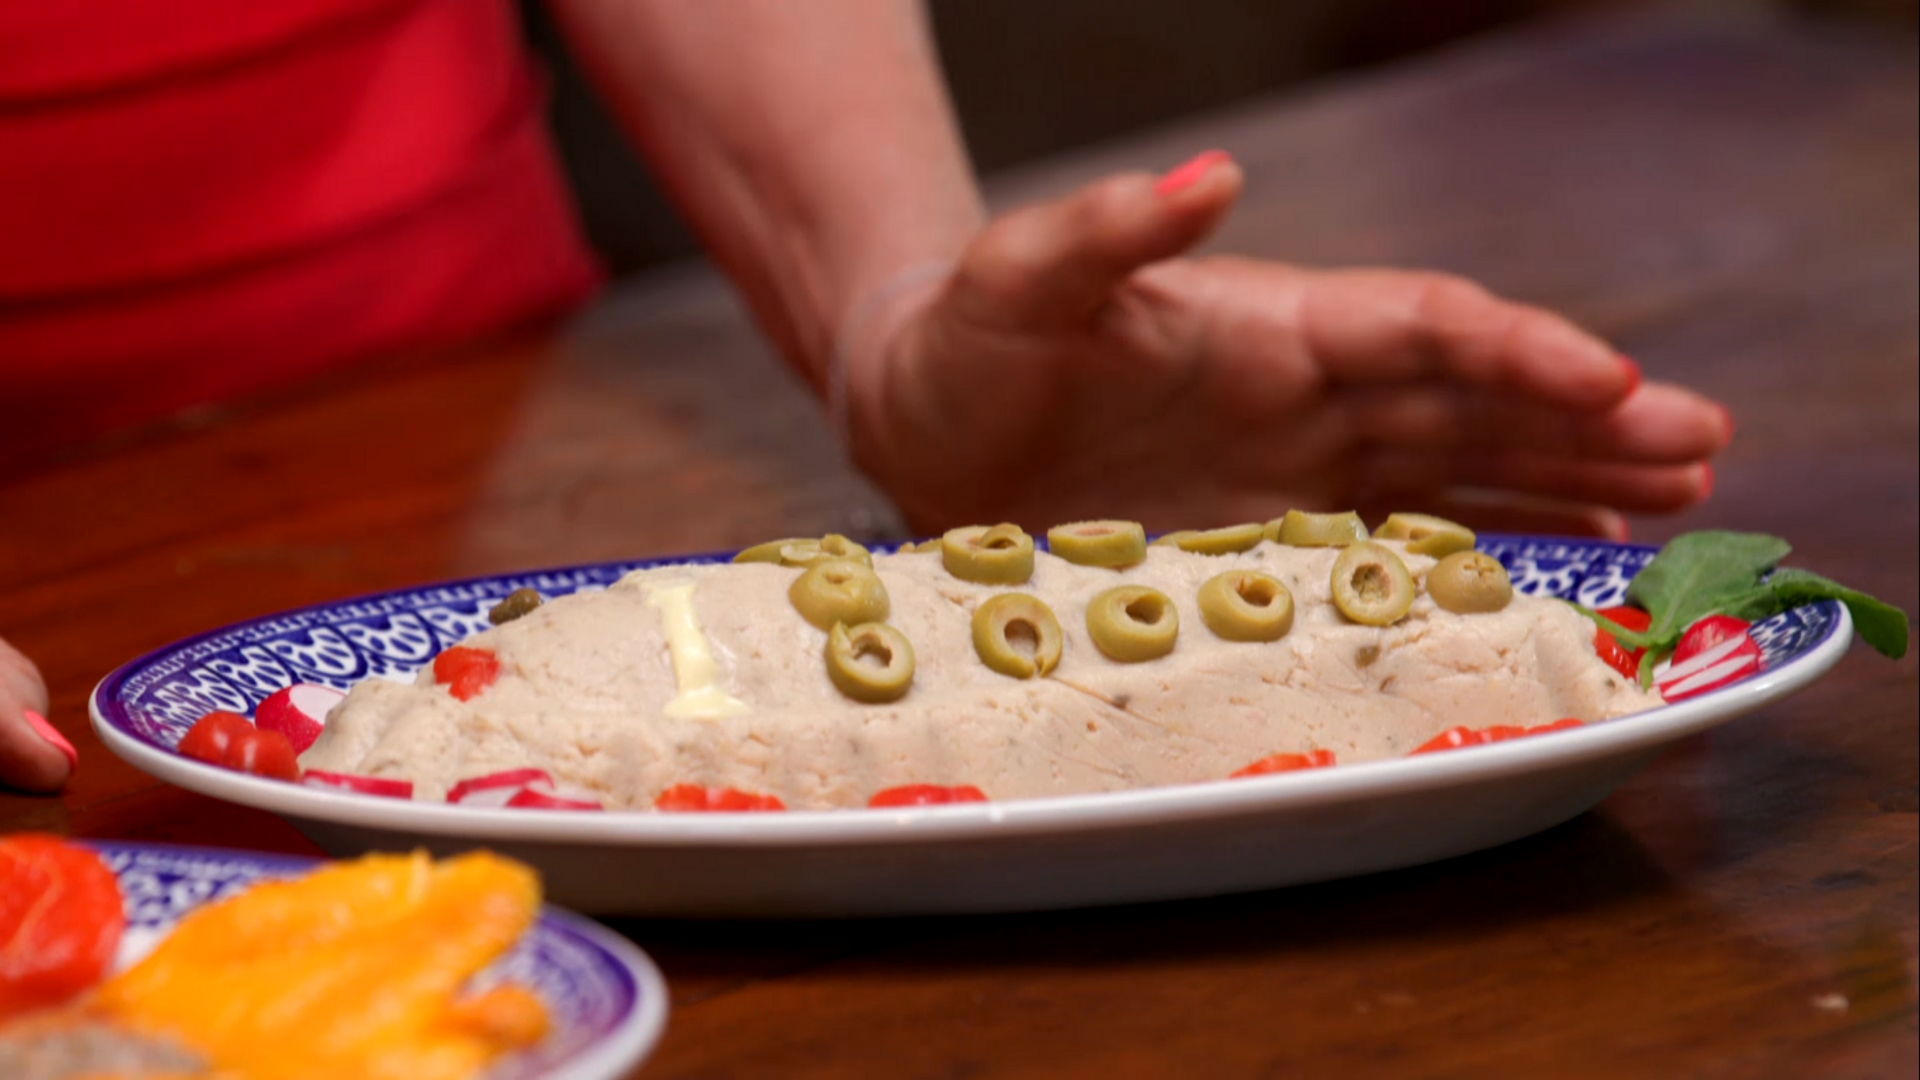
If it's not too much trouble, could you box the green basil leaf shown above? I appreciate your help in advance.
[1760,568,1911,659]
[1626,531,1791,646]
[1711,583,1791,625]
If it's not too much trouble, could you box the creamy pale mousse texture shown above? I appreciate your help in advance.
[300,538,1661,809]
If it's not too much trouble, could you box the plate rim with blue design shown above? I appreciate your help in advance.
[89,532,1854,839]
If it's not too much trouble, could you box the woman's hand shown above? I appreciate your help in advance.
[843,152,1732,536]
[0,634,72,793]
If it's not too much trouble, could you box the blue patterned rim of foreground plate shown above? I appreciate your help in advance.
[79,841,663,1080]
[93,535,1846,754]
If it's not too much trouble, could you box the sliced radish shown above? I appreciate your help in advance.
[505,786,603,811]
[255,684,344,754]
[300,770,413,799]
[1657,615,1762,700]
[447,768,554,808]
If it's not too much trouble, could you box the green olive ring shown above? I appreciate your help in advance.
[1376,512,1477,558]
[1197,571,1296,643]
[487,587,544,626]
[1261,516,1293,544]
[788,559,891,630]
[1426,551,1514,614]
[825,622,915,703]
[972,593,1065,679]
[733,538,808,564]
[1085,585,1180,663]
[1173,523,1265,556]
[734,534,872,568]
[941,524,1036,585]
[1151,530,1197,549]
[1330,542,1417,626]
[1046,520,1147,569]
[1276,510,1371,547]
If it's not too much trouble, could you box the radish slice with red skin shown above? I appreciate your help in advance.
[1658,615,1762,700]
[446,769,554,808]
[300,770,413,799]
[255,684,344,754]
[505,787,603,811]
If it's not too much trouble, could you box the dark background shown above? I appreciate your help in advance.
[522,0,1918,276]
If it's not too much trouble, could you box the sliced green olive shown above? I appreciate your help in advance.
[733,538,808,564]
[1151,530,1197,548]
[1426,551,1513,614]
[1173,523,1265,556]
[487,587,544,626]
[1046,520,1147,569]
[941,524,1035,585]
[1198,571,1295,642]
[788,559,891,630]
[1375,512,1477,558]
[1330,542,1416,626]
[1276,510,1370,547]
[735,534,873,568]
[905,538,943,553]
[1261,516,1293,544]
[971,593,1064,679]
[1086,585,1179,662]
[825,622,915,703]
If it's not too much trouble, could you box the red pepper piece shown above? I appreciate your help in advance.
[177,709,253,764]
[1593,605,1652,680]
[177,711,300,782]
[433,646,502,702]
[1412,718,1585,755]
[0,834,124,1021]
[654,784,787,812]
[868,784,991,807]
[1230,749,1338,778]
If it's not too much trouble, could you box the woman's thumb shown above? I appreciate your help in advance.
[949,150,1241,329]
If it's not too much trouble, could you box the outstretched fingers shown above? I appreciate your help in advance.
[1355,446,1712,514]
[1335,380,1733,464]
[1285,266,1643,412]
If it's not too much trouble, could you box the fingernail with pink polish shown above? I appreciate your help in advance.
[24,710,78,773]
[1699,462,1716,500]
[1155,149,1232,197]
[1716,404,1737,444]
[1618,356,1642,396]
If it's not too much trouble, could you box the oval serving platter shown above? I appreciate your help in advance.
[76,841,668,1078]
[92,535,1853,917]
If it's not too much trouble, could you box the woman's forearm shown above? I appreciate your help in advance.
[550,0,985,388]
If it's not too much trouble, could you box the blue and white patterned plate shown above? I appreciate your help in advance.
[79,841,668,1079]
[91,535,1857,917]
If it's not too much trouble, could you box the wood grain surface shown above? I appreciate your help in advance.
[2,15,1914,1078]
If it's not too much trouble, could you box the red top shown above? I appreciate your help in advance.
[0,0,603,465]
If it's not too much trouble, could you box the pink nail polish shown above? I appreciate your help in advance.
[1699,463,1716,500]
[1155,150,1232,197]
[24,709,78,772]
[1619,356,1642,396]
[1716,404,1737,444]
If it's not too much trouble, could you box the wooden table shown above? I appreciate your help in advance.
[4,14,1914,1077]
